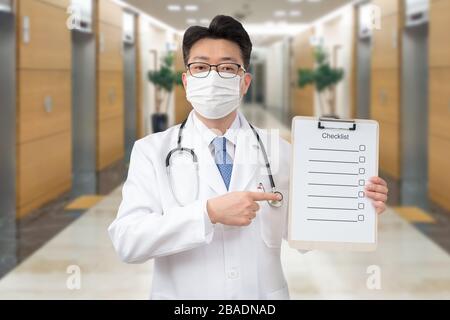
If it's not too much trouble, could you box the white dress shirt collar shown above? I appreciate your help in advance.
[192,111,242,147]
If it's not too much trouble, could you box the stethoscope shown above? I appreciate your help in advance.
[165,117,284,208]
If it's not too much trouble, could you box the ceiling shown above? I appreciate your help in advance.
[123,0,354,32]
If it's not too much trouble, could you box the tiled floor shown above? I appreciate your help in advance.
[15,194,83,265]
[0,163,127,279]
[1,186,449,299]
[0,189,152,300]
[0,104,449,299]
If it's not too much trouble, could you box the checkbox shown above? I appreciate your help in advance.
[359,179,365,186]
[358,203,365,210]
[359,168,366,174]
[359,191,365,198]
[359,145,366,151]
[358,215,365,222]
[359,156,366,163]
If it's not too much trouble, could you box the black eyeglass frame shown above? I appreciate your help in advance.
[186,62,247,79]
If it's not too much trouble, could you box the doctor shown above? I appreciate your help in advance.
[108,15,389,300]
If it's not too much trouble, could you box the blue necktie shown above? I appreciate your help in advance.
[212,137,233,190]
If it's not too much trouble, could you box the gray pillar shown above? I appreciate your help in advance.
[0,11,17,277]
[401,24,429,208]
[123,42,137,163]
[71,31,97,197]
[356,37,372,119]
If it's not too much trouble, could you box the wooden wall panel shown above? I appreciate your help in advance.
[370,69,400,125]
[174,36,192,124]
[98,22,124,72]
[18,70,71,143]
[18,0,71,70]
[292,32,315,68]
[350,5,358,119]
[378,121,401,179]
[135,15,144,139]
[372,0,400,17]
[429,68,450,140]
[96,0,124,170]
[98,0,123,28]
[371,14,400,70]
[17,131,72,218]
[370,0,402,180]
[292,86,314,116]
[429,135,450,210]
[428,0,450,211]
[98,70,124,121]
[38,0,70,9]
[174,86,191,124]
[97,116,125,170]
[291,28,315,117]
[16,0,72,218]
[429,0,450,68]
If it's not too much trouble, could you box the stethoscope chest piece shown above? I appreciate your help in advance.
[268,191,283,208]
[257,183,284,208]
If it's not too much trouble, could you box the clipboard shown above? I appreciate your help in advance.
[288,117,379,252]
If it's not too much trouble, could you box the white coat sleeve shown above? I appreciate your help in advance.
[108,141,215,264]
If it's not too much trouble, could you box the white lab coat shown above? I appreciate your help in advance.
[108,111,296,300]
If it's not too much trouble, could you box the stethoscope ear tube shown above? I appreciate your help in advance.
[167,158,199,207]
[249,124,284,208]
[166,147,198,168]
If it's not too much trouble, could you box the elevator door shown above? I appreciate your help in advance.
[0,11,17,277]
[401,24,429,208]
[357,38,372,119]
[72,31,97,196]
[123,42,137,163]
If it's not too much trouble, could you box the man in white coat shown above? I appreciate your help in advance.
[108,15,389,300]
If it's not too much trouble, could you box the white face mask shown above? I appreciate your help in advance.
[186,71,242,120]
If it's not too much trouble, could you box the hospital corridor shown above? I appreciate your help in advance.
[0,0,450,301]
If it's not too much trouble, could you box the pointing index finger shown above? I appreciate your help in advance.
[249,191,282,202]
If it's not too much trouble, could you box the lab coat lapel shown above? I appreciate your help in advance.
[229,113,260,192]
[184,114,228,195]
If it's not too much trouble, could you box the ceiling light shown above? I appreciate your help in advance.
[185,5,199,11]
[200,18,210,24]
[186,18,197,24]
[289,10,302,17]
[288,0,303,3]
[167,4,181,11]
[274,10,287,17]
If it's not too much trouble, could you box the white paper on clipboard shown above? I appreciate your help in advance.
[288,117,379,252]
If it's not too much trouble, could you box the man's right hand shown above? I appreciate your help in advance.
[206,191,282,226]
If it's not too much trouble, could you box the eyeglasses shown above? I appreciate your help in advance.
[187,62,246,79]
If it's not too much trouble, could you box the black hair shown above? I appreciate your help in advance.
[182,15,253,70]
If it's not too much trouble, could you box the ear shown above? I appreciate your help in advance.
[241,73,252,96]
[182,72,188,90]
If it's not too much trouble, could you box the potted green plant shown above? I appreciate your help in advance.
[298,46,344,118]
[148,52,183,133]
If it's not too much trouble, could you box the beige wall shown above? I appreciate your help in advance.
[138,18,177,134]
[312,5,356,118]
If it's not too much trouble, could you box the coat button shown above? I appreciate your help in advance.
[227,268,239,279]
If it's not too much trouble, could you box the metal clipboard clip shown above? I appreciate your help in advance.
[317,117,357,131]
